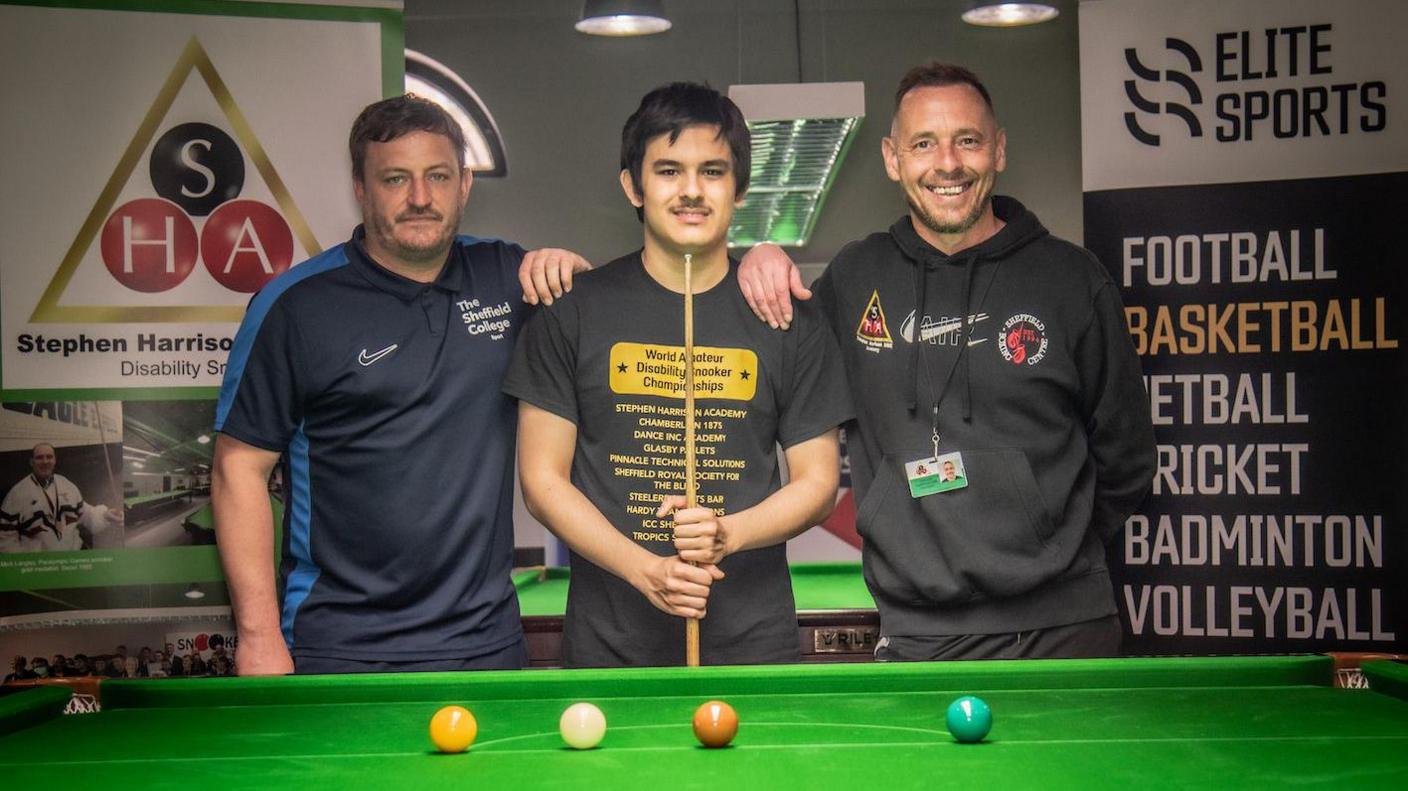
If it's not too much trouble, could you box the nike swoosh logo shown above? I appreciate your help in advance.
[967,337,989,346]
[899,312,990,343]
[358,344,399,366]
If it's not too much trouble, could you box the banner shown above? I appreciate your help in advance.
[0,0,399,397]
[0,1,399,629]
[1081,0,1405,653]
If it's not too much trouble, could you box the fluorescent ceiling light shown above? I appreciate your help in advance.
[727,82,865,248]
[184,584,206,600]
[962,2,1059,27]
[576,0,671,36]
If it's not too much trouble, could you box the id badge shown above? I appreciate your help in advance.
[905,451,968,498]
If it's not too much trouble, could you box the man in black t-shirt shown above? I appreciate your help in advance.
[504,83,852,667]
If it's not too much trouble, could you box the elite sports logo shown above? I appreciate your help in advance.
[1118,25,1386,147]
[32,37,318,324]
[1123,38,1204,146]
[1000,313,1048,366]
[855,291,893,351]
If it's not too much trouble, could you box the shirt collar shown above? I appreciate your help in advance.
[347,225,464,300]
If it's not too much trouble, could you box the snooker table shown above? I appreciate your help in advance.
[515,563,881,666]
[1,656,1406,789]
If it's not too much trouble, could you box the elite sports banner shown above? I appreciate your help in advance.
[0,1,399,628]
[1081,0,1406,653]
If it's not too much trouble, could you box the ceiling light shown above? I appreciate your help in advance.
[961,2,1059,27]
[197,434,211,445]
[406,50,508,176]
[576,0,671,37]
[727,82,865,248]
[184,584,205,600]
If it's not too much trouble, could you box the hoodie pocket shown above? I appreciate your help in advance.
[854,447,1064,604]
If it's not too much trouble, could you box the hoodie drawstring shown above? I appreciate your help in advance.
[911,253,978,427]
[958,254,975,423]
[907,261,929,414]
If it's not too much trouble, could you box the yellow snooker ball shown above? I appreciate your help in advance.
[429,705,478,753]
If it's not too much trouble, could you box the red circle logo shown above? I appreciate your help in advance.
[201,199,294,293]
[100,198,199,292]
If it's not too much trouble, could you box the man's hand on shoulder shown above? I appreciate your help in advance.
[519,248,592,306]
[738,243,812,330]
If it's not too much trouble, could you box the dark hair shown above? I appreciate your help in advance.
[894,62,995,117]
[620,82,750,220]
[348,94,466,181]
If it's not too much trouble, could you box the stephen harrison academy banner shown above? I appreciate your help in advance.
[0,0,399,398]
[0,1,397,628]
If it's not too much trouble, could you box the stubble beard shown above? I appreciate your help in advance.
[909,188,992,238]
[369,209,458,266]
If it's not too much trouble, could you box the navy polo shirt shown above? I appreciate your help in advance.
[216,227,528,661]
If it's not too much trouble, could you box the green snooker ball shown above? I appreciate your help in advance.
[945,695,992,743]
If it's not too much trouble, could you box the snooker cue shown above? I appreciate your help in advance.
[683,253,701,667]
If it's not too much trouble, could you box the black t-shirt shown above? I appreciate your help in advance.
[504,254,852,666]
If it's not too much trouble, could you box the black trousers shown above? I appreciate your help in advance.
[875,615,1122,661]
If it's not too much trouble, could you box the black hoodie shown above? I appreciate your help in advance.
[814,196,1155,636]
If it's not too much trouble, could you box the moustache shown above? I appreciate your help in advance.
[396,211,444,223]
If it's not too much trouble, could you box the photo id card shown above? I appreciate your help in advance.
[905,451,968,498]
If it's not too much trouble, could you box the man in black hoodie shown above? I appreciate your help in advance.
[738,62,1156,660]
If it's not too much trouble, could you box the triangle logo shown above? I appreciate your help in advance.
[31,36,321,324]
[855,290,893,350]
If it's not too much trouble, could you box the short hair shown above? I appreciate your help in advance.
[31,443,55,457]
[620,82,751,220]
[348,94,466,182]
[894,62,995,118]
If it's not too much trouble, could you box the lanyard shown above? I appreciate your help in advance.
[918,336,967,460]
[914,260,1001,458]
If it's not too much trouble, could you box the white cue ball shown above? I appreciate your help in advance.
[559,702,607,749]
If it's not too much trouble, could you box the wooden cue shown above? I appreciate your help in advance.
[683,252,701,667]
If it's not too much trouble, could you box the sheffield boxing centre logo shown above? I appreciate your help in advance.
[1120,24,1386,147]
[999,313,1047,366]
[31,37,318,324]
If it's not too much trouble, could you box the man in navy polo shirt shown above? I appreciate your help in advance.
[213,95,589,675]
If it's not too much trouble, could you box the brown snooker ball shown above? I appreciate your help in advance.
[692,700,738,748]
